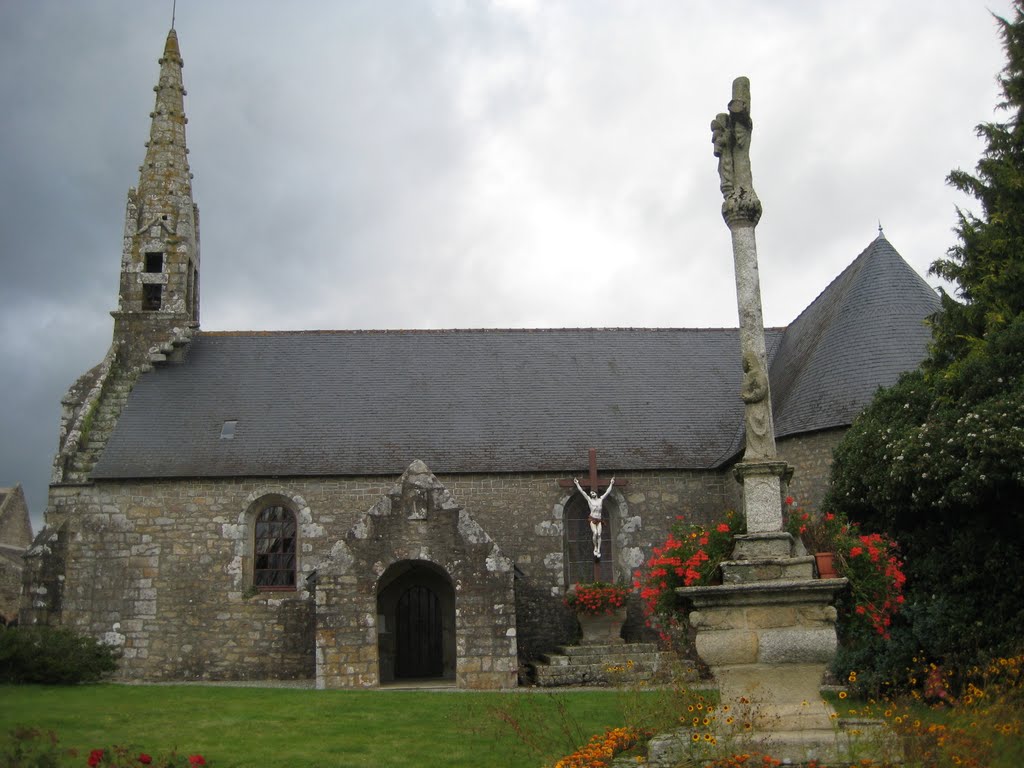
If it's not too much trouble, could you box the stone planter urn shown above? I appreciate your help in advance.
[576,608,626,645]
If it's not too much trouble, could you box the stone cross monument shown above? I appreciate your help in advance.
[712,76,789,535]
[647,78,870,767]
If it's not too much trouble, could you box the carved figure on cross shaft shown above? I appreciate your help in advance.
[573,477,615,559]
[740,349,774,459]
[711,76,762,226]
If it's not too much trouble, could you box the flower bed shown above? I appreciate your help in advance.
[550,726,648,768]
[632,511,744,645]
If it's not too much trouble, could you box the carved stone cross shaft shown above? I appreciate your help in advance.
[712,77,787,534]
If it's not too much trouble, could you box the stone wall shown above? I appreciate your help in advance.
[0,553,24,624]
[776,428,846,514]
[0,484,33,623]
[23,454,800,683]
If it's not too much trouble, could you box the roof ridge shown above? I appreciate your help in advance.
[198,327,757,336]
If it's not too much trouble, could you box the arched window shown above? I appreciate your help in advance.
[254,505,297,589]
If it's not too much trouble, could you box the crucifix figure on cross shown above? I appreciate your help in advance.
[573,476,615,559]
[558,449,628,579]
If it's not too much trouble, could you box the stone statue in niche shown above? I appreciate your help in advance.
[573,477,615,559]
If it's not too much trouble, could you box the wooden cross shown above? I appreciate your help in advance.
[558,448,628,493]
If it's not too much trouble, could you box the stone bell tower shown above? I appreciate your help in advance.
[27,26,205,624]
[47,26,200,488]
[111,26,200,369]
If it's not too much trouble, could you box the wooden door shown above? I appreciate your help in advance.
[395,585,443,678]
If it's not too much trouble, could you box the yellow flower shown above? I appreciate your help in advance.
[839,691,848,699]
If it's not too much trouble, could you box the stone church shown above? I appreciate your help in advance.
[22,28,940,689]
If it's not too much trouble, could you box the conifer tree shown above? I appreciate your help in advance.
[929,3,1024,369]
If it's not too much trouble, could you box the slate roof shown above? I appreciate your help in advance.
[92,236,939,480]
[769,236,940,438]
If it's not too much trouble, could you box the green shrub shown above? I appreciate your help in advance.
[0,626,118,684]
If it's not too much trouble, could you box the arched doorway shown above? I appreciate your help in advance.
[376,560,455,683]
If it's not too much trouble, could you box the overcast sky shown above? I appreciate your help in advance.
[0,1,1013,530]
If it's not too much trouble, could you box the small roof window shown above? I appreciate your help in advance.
[220,420,238,440]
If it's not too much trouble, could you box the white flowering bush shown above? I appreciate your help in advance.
[825,315,1024,689]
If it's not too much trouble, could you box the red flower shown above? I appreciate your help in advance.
[785,496,794,505]
[138,755,152,765]
[188,757,206,766]
[850,546,863,557]
[88,749,105,767]
[716,523,730,533]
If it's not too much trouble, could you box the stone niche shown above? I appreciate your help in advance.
[315,460,517,689]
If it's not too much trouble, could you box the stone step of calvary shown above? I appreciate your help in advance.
[530,643,697,687]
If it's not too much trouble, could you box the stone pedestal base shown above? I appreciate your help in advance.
[676,578,852,763]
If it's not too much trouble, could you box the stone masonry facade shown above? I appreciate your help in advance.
[21,458,767,683]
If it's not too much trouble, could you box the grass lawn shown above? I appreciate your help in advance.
[0,684,631,768]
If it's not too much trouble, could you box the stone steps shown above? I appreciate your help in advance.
[64,369,137,483]
[530,642,694,687]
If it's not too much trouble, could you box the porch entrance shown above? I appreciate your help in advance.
[377,560,455,683]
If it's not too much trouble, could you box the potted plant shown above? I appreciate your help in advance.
[784,497,847,578]
[784,498,907,639]
[565,581,630,644]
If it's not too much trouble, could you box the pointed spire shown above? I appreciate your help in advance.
[112,27,201,368]
[138,28,192,207]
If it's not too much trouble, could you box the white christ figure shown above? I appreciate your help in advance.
[573,477,615,559]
